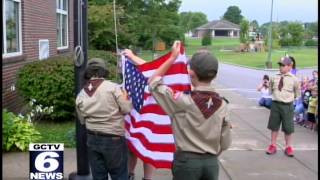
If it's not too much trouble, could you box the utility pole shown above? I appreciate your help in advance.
[266,0,274,69]
[69,0,91,179]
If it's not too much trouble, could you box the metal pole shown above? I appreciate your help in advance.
[113,0,119,54]
[69,0,91,178]
[266,0,274,69]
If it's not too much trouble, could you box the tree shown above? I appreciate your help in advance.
[222,6,243,25]
[278,22,304,46]
[250,20,259,31]
[179,12,208,33]
[201,30,212,46]
[304,22,318,39]
[240,19,249,44]
[87,0,184,50]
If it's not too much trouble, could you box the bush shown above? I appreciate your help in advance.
[2,109,41,152]
[202,32,212,46]
[17,51,118,121]
[304,39,318,46]
[17,56,75,121]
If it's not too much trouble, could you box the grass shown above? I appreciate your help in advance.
[138,37,318,69]
[34,120,76,148]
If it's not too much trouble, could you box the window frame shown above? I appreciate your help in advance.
[56,0,69,50]
[2,0,23,58]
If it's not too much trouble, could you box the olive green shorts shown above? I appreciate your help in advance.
[267,101,294,134]
[172,152,219,180]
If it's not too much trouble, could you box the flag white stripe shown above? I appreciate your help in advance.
[125,133,174,161]
[126,118,174,143]
[126,109,171,125]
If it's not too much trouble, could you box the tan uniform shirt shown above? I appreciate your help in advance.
[76,79,132,136]
[149,76,230,155]
[270,72,301,103]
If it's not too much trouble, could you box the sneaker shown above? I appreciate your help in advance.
[266,144,277,155]
[284,146,294,157]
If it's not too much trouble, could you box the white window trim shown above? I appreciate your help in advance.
[2,0,23,58]
[56,0,69,50]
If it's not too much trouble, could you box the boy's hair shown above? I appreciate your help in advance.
[263,75,269,81]
[84,66,109,80]
[189,52,218,82]
[84,58,109,80]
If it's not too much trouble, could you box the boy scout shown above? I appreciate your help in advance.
[75,58,132,180]
[125,41,232,180]
[266,57,301,157]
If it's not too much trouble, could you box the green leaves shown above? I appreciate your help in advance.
[2,109,41,152]
[16,56,75,121]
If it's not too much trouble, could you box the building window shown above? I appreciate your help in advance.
[2,0,22,57]
[56,0,68,49]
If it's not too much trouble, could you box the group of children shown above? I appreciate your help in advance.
[294,70,318,131]
[257,70,318,131]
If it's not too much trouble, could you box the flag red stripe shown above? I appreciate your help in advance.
[143,84,191,99]
[127,141,173,169]
[138,52,172,72]
[128,114,173,134]
[125,123,175,152]
[140,104,167,115]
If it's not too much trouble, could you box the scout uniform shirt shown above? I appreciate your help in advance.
[149,76,231,155]
[76,78,132,136]
[270,72,301,103]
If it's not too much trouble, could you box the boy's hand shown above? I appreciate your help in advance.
[171,40,181,59]
[122,49,135,59]
[120,87,129,100]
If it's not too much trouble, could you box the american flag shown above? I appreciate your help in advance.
[122,46,191,168]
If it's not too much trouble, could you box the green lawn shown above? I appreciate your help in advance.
[34,121,76,148]
[138,37,318,69]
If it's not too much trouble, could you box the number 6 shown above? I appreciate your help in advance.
[35,152,59,172]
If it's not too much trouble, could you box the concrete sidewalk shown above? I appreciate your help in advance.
[3,83,318,180]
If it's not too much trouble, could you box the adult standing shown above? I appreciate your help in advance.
[257,75,272,109]
[266,57,301,157]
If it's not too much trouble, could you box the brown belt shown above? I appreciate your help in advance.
[272,101,293,105]
[86,129,121,138]
[174,151,216,159]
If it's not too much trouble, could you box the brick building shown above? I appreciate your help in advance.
[2,0,74,113]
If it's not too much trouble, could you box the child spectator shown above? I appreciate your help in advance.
[294,76,310,123]
[257,75,272,109]
[305,86,318,130]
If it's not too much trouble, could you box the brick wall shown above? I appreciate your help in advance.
[2,0,74,113]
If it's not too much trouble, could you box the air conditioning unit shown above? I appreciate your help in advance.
[39,39,49,60]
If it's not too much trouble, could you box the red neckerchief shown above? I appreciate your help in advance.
[84,79,104,97]
[191,91,222,119]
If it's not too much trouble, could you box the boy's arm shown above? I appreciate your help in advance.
[114,86,133,114]
[294,78,301,99]
[148,41,181,84]
[122,49,146,65]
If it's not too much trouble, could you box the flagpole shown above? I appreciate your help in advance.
[113,0,119,54]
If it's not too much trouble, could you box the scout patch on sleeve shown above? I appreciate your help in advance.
[191,91,222,119]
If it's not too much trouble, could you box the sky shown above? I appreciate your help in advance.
[179,0,318,24]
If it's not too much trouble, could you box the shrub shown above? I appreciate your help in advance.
[202,31,212,46]
[17,51,118,121]
[304,39,318,46]
[17,56,75,121]
[2,109,41,152]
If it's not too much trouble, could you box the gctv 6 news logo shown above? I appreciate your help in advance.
[29,143,64,180]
